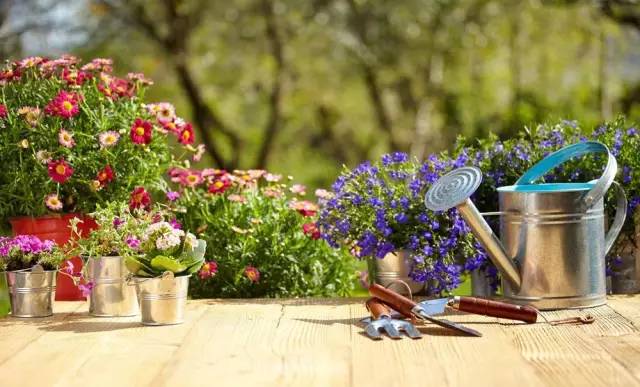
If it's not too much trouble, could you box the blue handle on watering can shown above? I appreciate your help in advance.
[515,141,626,255]
[516,141,617,210]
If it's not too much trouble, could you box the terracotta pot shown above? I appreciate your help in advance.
[9,214,98,301]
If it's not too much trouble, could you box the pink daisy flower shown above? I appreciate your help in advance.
[244,266,260,283]
[58,129,75,148]
[98,131,120,148]
[290,184,306,195]
[44,194,63,211]
[47,159,74,183]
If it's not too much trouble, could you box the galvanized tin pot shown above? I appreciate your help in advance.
[375,251,426,295]
[133,273,190,326]
[86,256,139,317]
[470,268,497,297]
[6,269,56,317]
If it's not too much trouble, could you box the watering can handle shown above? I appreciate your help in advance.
[515,141,617,210]
[605,182,627,256]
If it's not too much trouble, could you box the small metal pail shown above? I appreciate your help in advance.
[375,251,426,295]
[133,273,190,326]
[87,256,139,317]
[6,270,56,317]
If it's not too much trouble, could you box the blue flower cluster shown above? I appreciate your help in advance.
[319,152,477,295]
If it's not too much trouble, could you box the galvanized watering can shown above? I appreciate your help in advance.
[425,142,627,310]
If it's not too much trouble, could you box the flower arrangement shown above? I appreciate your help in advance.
[0,55,202,222]
[69,202,154,259]
[124,221,206,277]
[318,153,477,295]
[166,167,355,298]
[0,235,65,271]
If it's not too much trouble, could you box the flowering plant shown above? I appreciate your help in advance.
[0,55,202,222]
[69,201,155,259]
[124,221,206,277]
[319,153,477,295]
[166,167,355,298]
[0,235,65,271]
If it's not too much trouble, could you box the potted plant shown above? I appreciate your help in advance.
[164,167,355,298]
[0,235,66,317]
[318,152,478,296]
[70,202,156,317]
[125,221,206,325]
[0,55,201,300]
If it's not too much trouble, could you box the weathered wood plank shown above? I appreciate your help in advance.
[506,306,640,386]
[0,297,639,387]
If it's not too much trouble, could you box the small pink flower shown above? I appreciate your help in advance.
[265,173,282,182]
[315,189,334,200]
[169,219,182,230]
[0,104,7,119]
[198,261,218,280]
[58,128,75,148]
[125,235,140,250]
[290,184,306,195]
[302,222,321,240]
[45,194,63,211]
[179,170,203,187]
[62,260,74,275]
[244,266,260,283]
[98,131,120,148]
[78,281,95,297]
[192,144,206,162]
[166,191,181,202]
[228,194,246,203]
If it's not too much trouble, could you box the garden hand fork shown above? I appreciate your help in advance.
[362,297,422,340]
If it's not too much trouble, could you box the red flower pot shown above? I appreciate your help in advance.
[9,214,98,301]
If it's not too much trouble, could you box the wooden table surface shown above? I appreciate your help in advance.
[1,296,640,387]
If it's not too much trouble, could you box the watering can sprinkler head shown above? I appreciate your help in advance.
[424,167,522,290]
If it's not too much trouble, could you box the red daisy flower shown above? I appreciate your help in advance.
[129,186,151,211]
[289,200,319,217]
[302,222,321,240]
[110,78,133,98]
[62,68,90,86]
[97,165,115,186]
[47,159,74,183]
[208,175,232,194]
[178,123,195,145]
[244,266,260,283]
[130,118,153,145]
[0,104,7,119]
[198,261,218,280]
[44,91,81,119]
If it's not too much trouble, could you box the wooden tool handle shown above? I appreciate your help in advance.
[365,297,391,319]
[456,297,538,323]
[368,283,417,318]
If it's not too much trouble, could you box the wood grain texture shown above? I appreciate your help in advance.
[0,297,639,387]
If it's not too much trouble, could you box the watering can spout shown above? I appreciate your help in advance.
[457,200,522,291]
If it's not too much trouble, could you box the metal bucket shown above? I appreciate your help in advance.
[470,268,497,297]
[87,256,139,317]
[375,251,426,295]
[6,270,56,317]
[133,273,190,325]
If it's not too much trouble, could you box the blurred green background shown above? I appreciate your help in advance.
[2,0,640,190]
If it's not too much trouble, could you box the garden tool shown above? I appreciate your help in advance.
[362,297,422,340]
[368,283,482,337]
[417,295,538,323]
[424,141,627,310]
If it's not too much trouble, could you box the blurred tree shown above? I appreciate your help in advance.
[2,0,639,189]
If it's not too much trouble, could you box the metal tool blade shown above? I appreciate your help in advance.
[364,321,383,340]
[397,321,422,339]
[413,306,482,337]
[417,298,449,315]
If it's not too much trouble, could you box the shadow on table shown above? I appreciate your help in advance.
[37,314,140,333]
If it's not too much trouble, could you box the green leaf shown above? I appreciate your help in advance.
[150,255,186,273]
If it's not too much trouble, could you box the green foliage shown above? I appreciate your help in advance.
[168,169,356,298]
